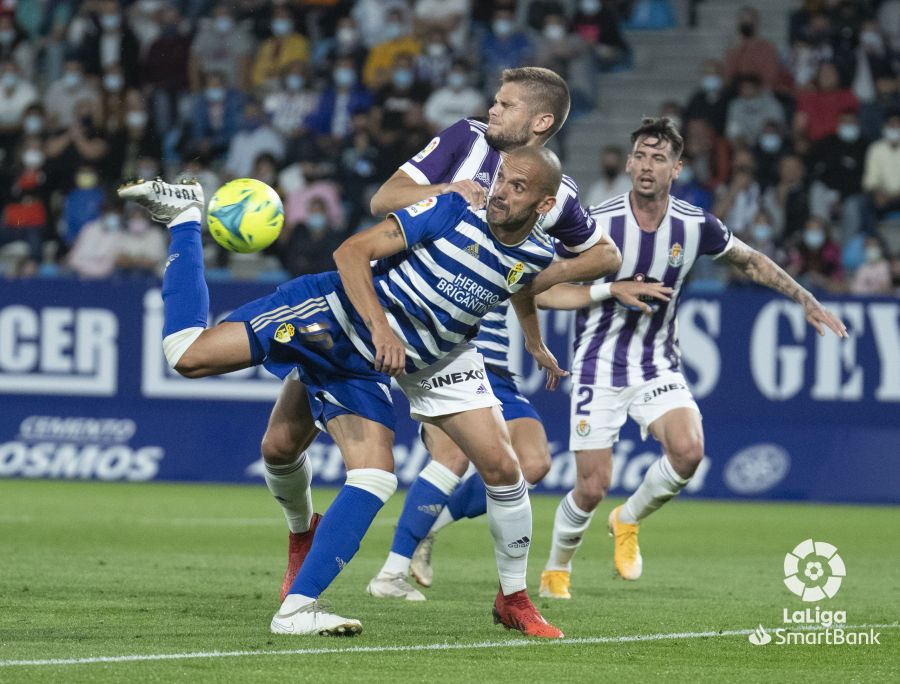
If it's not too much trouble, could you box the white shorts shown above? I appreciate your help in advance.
[397,345,500,421]
[569,371,700,451]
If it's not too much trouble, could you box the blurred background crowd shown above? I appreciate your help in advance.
[0,0,897,297]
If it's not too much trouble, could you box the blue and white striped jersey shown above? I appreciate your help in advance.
[574,193,734,387]
[401,118,601,370]
[326,192,555,372]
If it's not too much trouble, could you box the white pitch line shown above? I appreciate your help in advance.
[1,623,896,668]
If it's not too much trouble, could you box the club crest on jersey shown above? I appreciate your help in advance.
[575,419,591,437]
[668,242,684,267]
[506,262,525,286]
[274,322,295,344]
[405,196,437,217]
[412,136,439,162]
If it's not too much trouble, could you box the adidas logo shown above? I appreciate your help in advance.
[475,171,491,186]
[507,536,531,549]
[417,504,443,517]
[475,383,488,395]
[464,242,480,257]
[336,556,346,570]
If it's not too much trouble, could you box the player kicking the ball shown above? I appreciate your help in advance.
[119,145,568,637]
[534,117,847,598]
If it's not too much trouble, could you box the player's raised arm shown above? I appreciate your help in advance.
[333,217,410,376]
[536,281,673,314]
[720,237,848,337]
[370,169,486,215]
[531,235,622,294]
[510,286,568,390]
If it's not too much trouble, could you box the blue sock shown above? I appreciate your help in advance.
[288,484,386,599]
[447,473,487,520]
[162,221,208,336]
[390,478,451,558]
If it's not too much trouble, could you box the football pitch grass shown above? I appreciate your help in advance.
[0,480,897,682]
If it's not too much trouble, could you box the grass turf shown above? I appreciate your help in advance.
[0,479,897,682]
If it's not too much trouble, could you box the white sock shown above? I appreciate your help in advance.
[168,205,201,228]
[545,491,594,572]
[264,452,313,533]
[428,507,455,535]
[485,476,531,595]
[279,592,315,613]
[380,551,411,576]
[620,455,690,524]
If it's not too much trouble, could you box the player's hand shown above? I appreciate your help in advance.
[610,281,673,315]
[527,342,569,391]
[803,297,848,338]
[372,326,407,376]
[441,179,486,209]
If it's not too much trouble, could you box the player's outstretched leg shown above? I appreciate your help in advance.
[367,460,460,600]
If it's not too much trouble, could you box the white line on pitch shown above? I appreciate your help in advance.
[1,623,896,668]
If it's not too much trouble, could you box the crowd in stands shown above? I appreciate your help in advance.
[0,0,896,296]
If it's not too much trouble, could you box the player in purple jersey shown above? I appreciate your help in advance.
[534,118,847,599]
[360,67,620,601]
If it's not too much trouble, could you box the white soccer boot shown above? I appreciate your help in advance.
[117,178,204,224]
[270,597,362,636]
[410,534,435,588]
[366,572,426,601]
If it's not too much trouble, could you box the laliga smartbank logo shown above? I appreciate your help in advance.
[748,539,881,647]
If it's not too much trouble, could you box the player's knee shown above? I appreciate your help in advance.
[667,436,704,476]
[575,469,610,510]
[518,444,551,485]
[479,451,521,487]
[260,430,298,465]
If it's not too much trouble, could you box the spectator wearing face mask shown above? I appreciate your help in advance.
[850,236,892,295]
[104,90,161,185]
[862,110,900,227]
[480,10,534,94]
[189,71,245,161]
[65,202,125,279]
[305,58,373,142]
[743,208,784,262]
[337,113,382,227]
[313,17,368,74]
[725,73,786,147]
[787,216,844,292]
[0,59,37,154]
[810,109,869,238]
[0,138,51,269]
[189,4,255,91]
[423,60,486,132]
[851,21,895,106]
[80,1,142,87]
[251,6,310,91]
[362,7,421,91]
[115,206,167,278]
[44,99,109,188]
[142,3,192,136]
[0,14,34,80]
[683,59,729,136]
[671,154,714,211]
[535,13,593,113]
[753,120,793,190]
[43,59,102,130]
[224,101,285,180]
[264,62,320,159]
[371,53,431,172]
[61,166,106,249]
[586,146,632,206]
[351,0,412,49]
[415,29,455,91]
[723,6,782,90]
[795,61,859,144]
[277,196,347,277]
[414,0,470,53]
[713,149,761,235]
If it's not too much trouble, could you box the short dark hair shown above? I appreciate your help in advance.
[630,117,685,160]
[500,67,570,141]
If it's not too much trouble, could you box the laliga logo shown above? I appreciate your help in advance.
[783,539,845,602]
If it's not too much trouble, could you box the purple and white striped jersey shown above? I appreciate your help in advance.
[400,118,602,370]
[573,193,734,388]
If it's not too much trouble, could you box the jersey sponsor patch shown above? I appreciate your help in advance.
[412,136,440,162]
[405,196,438,217]
[506,262,525,286]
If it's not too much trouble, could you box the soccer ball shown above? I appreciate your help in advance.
[207,178,284,253]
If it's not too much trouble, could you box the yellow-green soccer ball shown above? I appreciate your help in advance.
[207,178,284,253]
